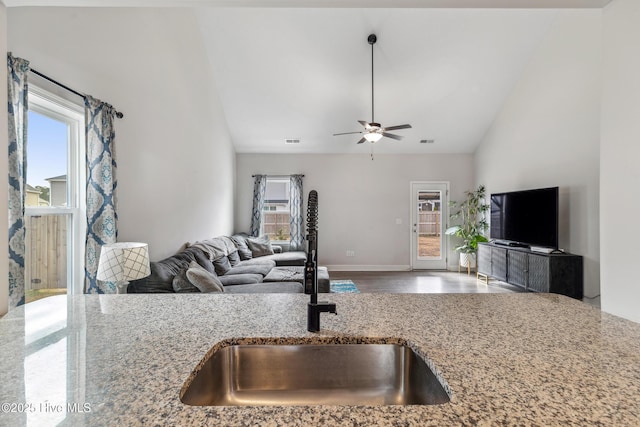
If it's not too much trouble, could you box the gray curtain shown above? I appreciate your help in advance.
[84,95,118,293]
[289,175,304,250]
[7,53,30,309]
[250,175,267,237]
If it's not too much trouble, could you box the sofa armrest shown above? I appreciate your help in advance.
[272,245,283,253]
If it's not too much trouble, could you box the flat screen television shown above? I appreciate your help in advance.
[490,187,559,249]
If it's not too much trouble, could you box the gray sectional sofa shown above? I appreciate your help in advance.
[127,234,330,294]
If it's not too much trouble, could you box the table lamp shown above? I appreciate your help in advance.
[96,242,151,294]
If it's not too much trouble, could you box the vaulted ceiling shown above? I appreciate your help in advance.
[198,8,561,154]
[5,0,613,154]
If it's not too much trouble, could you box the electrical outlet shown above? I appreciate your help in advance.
[346,250,355,257]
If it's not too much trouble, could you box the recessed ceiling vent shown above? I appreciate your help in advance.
[285,138,301,145]
[420,139,435,144]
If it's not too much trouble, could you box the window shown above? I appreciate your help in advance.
[262,178,290,242]
[25,85,86,302]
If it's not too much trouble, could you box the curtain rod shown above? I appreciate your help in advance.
[30,68,124,119]
[252,174,305,178]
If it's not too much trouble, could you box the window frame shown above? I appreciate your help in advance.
[262,177,291,244]
[25,84,86,296]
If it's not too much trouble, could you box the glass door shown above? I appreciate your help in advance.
[410,182,448,270]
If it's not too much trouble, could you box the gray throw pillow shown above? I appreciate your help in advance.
[232,234,253,260]
[213,256,232,275]
[228,250,241,266]
[172,269,200,293]
[247,235,275,257]
[186,262,224,293]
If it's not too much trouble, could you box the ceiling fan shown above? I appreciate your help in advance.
[333,34,412,144]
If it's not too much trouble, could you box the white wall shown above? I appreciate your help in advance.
[236,153,474,270]
[7,8,236,261]
[474,11,602,299]
[600,0,640,322]
[1,2,9,316]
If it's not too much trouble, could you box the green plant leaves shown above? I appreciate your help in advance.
[446,185,489,254]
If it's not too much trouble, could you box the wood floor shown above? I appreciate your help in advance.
[329,270,524,294]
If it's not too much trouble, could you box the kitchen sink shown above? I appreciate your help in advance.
[180,342,450,406]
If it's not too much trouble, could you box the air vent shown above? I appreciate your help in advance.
[285,138,301,145]
[420,139,435,144]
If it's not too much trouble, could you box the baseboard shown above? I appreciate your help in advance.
[326,265,412,272]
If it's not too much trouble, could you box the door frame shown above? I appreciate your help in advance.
[409,181,449,270]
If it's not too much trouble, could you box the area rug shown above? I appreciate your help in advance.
[330,280,360,293]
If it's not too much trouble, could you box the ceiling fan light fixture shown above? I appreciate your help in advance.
[364,132,383,143]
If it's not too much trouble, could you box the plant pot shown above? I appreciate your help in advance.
[459,253,476,274]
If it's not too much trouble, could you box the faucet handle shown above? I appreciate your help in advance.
[318,301,337,314]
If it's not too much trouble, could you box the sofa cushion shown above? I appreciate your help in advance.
[226,262,273,277]
[213,256,232,276]
[172,269,199,293]
[231,234,253,260]
[228,250,241,266]
[187,262,224,293]
[223,281,304,293]
[263,266,331,293]
[235,258,277,269]
[246,235,274,257]
[218,273,263,286]
[259,251,307,267]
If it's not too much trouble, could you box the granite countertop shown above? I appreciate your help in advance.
[1,293,639,426]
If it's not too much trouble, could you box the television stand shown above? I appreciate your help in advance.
[508,242,529,248]
[477,242,583,299]
[492,240,529,248]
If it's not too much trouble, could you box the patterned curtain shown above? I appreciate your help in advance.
[289,175,304,251]
[250,175,267,237]
[7,53,30,308]
[84,96,118,293]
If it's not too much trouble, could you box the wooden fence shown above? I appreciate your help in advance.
[25,214,67,290]
[262,212,291,240]
[418,211,441,236]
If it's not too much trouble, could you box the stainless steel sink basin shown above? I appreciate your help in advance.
[180,342,450,406]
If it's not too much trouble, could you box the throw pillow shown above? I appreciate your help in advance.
[172,269,200,293]
[213,256,232,275]
[247,235,275,257]
[231,234,253,260]
[228,250,241,266]
[186,262,224,293]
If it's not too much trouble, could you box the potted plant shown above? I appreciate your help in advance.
[445,185,489,272]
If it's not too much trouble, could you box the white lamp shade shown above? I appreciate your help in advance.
[96,242,151,282]
[364,132,383,142]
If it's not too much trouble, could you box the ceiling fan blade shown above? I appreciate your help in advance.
[382,132,403,141]
[358,120,371,129]
[333,131,363,136]
[383,124,412,131]
[356,137,367,144]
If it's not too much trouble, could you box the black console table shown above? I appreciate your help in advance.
[477,242,583,299]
